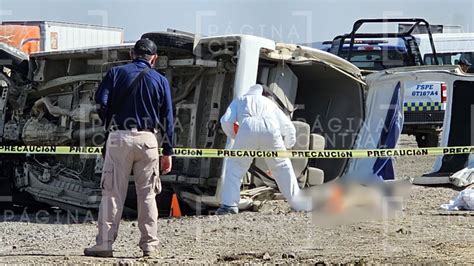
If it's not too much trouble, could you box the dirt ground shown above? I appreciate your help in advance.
[0,135,473,264]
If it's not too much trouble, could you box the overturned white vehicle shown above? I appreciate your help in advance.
[0,32,403,214]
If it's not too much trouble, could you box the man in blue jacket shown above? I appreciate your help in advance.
[84,39,174,258]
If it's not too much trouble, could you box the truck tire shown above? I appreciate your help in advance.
[140,32,194,55]
[415,133,439,148]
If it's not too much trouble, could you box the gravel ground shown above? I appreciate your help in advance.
[0,135,473,264]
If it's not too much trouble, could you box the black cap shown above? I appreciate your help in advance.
[133,38,157,55]
[459,58,472,66]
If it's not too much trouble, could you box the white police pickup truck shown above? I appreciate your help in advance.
[403,80,446,147]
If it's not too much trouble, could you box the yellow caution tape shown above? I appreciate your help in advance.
[0,145,473,158]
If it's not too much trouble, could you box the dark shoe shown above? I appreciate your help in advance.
[143,250,159,258]
[216,205,239,215]
[84,245,113,258]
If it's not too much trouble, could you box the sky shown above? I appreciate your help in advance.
[0,0,473,44]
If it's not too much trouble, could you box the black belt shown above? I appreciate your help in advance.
[110,126,155,132]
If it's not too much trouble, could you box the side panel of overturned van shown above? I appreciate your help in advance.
[380,66,474,187]
[346,65,474,187]
[0,32,400,212]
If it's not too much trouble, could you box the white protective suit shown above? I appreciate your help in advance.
[440,186,474,211]
[219,84,311,211]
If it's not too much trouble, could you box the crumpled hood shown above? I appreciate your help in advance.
[245,84,263,96]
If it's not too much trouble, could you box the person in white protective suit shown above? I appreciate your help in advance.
[216,84,312,214]
[440,185,474,211]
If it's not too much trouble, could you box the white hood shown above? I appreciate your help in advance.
[244,84,264,96]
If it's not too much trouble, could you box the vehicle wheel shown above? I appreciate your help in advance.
[140,32,194,55]
[415,133,439,147]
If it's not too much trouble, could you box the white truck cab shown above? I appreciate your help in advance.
[416,32,474,65]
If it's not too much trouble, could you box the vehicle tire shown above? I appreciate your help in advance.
[415,133,439,148]
[140,32,194,54]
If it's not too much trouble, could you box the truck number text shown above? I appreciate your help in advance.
[411,84,438,97]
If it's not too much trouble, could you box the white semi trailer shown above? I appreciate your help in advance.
[0,21,124,53]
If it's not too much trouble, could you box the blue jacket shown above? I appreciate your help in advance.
[95,58,174,155]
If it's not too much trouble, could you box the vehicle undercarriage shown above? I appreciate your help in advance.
[0,33,365,214]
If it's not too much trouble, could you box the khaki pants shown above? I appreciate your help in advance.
[96,129,161,252]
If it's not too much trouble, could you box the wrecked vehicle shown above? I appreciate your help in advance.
[0,31,404,213]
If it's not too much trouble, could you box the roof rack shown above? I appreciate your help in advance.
[331,18,439,66]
